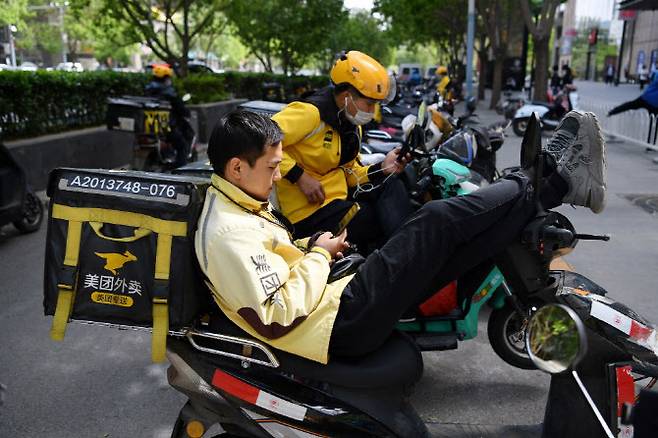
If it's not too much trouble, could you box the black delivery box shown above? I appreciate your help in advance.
[106,95,172,135]
[44,168,210,361]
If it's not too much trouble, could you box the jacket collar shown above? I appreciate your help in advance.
[304,86,349,131]
[211,173,269,212]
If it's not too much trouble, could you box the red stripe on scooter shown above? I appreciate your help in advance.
[212,369,259,404]
[616,366,635,417]
[629,320,653,342]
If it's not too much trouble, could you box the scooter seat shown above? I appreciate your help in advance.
[206,312,424,390]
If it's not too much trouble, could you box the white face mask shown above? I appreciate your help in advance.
[343,95,374,125]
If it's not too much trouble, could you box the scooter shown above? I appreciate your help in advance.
[0,141,44,234]
[107,94,199,172]
[164,115,658,437]
[496,90,526,120]
[512,84,579,136]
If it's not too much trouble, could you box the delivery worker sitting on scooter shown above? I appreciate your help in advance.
[145,63,192,167]
[271,51,412,251]
[435,66,453,100]
[195,107,606,364]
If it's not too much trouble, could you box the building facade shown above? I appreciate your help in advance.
[619,8,658,80]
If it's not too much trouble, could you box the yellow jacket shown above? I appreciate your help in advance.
[194,174,353,364]
[437,75,451,99]
[272,88,379,223]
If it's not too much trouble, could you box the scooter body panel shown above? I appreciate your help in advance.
[514,104,549,120]
[167,335,429,437]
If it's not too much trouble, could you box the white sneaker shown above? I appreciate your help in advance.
[545,111,607,213]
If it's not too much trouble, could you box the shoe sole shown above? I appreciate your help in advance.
[561,112,607,213]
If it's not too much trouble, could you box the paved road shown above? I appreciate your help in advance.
[1,96,657,437]
[575,80,646,107]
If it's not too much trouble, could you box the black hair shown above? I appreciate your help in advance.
[207,109,283,176]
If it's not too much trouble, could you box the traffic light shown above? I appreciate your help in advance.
[588,28,599,46]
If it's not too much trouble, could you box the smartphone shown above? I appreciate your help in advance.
[333,203,360,236]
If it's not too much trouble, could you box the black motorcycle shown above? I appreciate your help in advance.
[0,141,44,234]
[163,115,658,437]
[106,94,199,172]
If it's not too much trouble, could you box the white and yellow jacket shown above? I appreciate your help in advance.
[194,175,354,364]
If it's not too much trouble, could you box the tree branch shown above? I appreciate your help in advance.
[518,0,538,36]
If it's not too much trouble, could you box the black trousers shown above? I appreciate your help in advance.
[330,172,542,357]
[608,97,658,116]
[168,128,189,167]
[293,177,412,250]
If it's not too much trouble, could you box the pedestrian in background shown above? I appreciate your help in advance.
[605,63,615,85]
[608,72,658,117]
[550,65,561,96]
[638,64,649,90]
[562,64,574,86]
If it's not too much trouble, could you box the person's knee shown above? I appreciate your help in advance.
[422,200,450,222]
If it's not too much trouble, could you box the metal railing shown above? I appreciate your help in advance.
[579,99,658,152]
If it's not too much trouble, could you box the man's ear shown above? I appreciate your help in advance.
[225,157,243,181]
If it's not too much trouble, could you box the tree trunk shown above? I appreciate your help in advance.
[533,35,549,102]
[490,53,504,109]
[477,50,487,100]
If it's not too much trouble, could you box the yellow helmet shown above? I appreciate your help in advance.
[152,64,173,79]
[436,66,448,75]
[330,51,393,102]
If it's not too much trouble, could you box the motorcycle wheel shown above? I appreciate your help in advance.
[487,304,536,370]
[512,117,529,137]
[13,191,44,233]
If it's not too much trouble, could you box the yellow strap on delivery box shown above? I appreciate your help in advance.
[152,233,173,362]
[50,220,82,341]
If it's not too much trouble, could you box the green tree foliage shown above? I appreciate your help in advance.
[0,0,30,27]
[96,0,228,76]
[67,0,141,66]
[225,0,345,75]
[374,0,467,69]
[315,10,392,73]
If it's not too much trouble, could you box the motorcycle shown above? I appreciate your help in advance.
[496,90,526,120]
[106,94,199,172]
[0,141,44,234]
[163,114,658,437]
[512,84,579,137]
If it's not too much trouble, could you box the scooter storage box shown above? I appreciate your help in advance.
[106,96,171,135]
[43,168,209,362]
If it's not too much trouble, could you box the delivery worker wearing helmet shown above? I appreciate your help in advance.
[145,63,193,167]
[272,50,411,250]
[435,66,452,100]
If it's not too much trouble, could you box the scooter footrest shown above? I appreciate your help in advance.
[413,333,458,351]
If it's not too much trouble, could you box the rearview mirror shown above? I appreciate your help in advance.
[526,304,586,374]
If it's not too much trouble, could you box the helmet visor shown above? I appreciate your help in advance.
[382,73,397,104]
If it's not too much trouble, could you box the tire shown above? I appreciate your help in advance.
[512,117,529,137]
[488,304,536,370]
[13,191,44,233]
